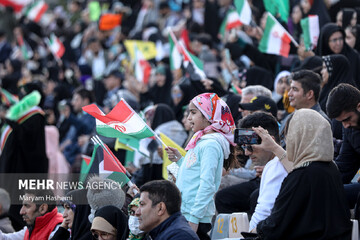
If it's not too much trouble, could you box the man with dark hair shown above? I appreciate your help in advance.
[287,70,329,121]
[326,83,360,208]
[136,180,199,240]
[216,112,287,229]
[60,87,95,166]
[0,189,63,239]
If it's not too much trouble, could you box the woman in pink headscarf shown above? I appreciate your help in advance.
[166,93,237,240]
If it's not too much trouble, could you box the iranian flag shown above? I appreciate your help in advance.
[82,99,154,140]
[80,143,129,187]
[234,0,252,25]
[219,10,242,37]
[258,13,292,57]
[169,30,206,79]
[300,15,319,51]
[0,0,32,13]
[48,34,65,58]
[25,0,48,23]
[134,46,152,84]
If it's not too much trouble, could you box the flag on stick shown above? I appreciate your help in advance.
[300,15,319,51]
[234,0,252,25]
[0,0,32,13]
[24,0,48,22]
[83,99,155,140]
[47,34,65,59]
[258,13,297,57]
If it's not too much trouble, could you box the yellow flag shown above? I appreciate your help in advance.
[160,133,187,180]
[124,40,157,61]
[114,139,134,152]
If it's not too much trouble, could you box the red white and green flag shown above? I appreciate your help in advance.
[300,15,319,51]
[219,10,242,37]
[258,13,292,57]
[263,0,289,23]
[234,0,252,25]
[48,34,65,59]
[25,0,48,23]
[16,34,33,60]
[0,0,32,13]
[82,99,155,140]
[134,45,152,84]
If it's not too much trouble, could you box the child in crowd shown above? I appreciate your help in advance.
[166,92,237,240]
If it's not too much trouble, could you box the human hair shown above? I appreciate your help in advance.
[73,87,94,103]
[326,83,360,118]
[242,85,272,99]
[140,180,181,215]
[238,112,280,143]
[0,188,11,213]
[24,189,57,212]
[290,70,321,102]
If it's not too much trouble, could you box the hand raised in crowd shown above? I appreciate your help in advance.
[165,146,182,162]
[127,184,140,198]
[251,126,279,153]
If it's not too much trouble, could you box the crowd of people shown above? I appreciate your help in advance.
[0,0,360,239]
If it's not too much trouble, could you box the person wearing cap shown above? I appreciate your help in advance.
[238,85,272,118]
[91,205,128,240]
[239,96,278,119]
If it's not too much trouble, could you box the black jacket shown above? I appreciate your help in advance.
[148,212,199,240]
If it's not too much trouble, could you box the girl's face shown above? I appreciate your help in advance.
[345,27,356,48]
[321,62,329,85]
[328,31,344,54]
[187,102,210,133]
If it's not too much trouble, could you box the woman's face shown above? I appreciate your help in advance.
[155,73,166,87]
[276,76,290,95]
[62,204,75,229]
[351,12,357,26]
[328,31,344,54]
[291,5,302,24]
[345,27,356,48]
[321,62,329,85]
[336,11,343,26]
[300,0,311,14]
[182,110,192,131]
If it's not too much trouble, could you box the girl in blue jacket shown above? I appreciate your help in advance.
[166,92,236,239]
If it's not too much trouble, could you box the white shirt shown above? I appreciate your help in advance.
[249,157,288,231]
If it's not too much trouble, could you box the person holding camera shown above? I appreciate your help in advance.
[251,109,352,239]
[165,92,237,240]
[215,112,287,229]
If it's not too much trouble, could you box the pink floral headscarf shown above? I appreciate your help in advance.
[185,93,236,150]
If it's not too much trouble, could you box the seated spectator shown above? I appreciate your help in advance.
[252,109,352,239]
[135,180,199,240]
[91,205,128,240]
[0,189,63,239]
[127,197,145,240]
[0,188,14,233]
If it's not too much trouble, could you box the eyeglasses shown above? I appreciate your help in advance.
[92,231,115,240]
[328,37,343,44]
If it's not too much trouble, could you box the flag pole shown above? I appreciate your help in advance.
[268,12,299,47]
[120,98,169,148]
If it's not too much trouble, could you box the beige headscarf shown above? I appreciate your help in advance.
[286,109,333,170]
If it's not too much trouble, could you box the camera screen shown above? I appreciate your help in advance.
[234,129,260,145]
